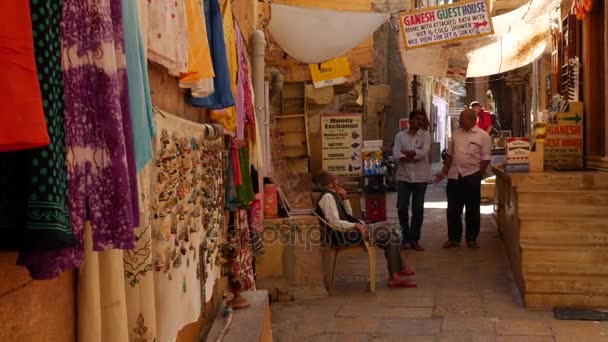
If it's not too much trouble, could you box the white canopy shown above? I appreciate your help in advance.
[399,0,560,77]
[268,4,389,64]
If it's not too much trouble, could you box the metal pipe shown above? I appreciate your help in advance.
[251,29,267,218]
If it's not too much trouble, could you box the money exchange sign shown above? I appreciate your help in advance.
[321,115,363,176]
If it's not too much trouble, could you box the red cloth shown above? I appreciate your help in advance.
[476,110,493,132]
[0,2,49,152]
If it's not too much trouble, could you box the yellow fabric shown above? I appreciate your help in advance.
[211,0,238,132]
[179,0,214,87]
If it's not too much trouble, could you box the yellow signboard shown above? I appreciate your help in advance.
[399,0,494,50]
[321,114,363,176]
[309,57,352,88]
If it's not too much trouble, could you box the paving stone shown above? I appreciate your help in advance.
[327,318,379,334]
[495,320,552,336]
[371,336,436,342]
[441,317,496,333]
[551,320,608,342]
[439,333,495,342]
[377,319,442,336]
[496,336,555,342]
[337,305,433,319]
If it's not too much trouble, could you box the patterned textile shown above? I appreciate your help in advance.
[124,163,157,342]
[0,1,49,152]
[122,0,156,172]
[0,0,75,254]
[146,0,189,76]
[234,23,255,141]
[19,0,139,280]
[188,0,235,109]
[248,195,265,256]
[151,111,223,342]
[230,210,255,291]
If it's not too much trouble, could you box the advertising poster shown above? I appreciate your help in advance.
[321,114,363,176]
[399,0,493,50]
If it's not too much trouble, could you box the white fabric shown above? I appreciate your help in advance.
[393,129,432,183]
[318,192,357,232]
[268,4,389,63]
[446,127,492,179]
[399,0,560,77]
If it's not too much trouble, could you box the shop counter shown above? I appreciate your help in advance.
[493,167,608,309]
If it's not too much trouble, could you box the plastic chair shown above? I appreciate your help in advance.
[312,212,377,294]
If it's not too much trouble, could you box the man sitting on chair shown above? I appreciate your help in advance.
[315,171,416,288]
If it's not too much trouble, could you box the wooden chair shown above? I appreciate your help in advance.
[312,212,377,294]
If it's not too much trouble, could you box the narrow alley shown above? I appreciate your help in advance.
[270,184,608,342]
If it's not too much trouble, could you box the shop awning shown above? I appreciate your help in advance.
[268,4,389,64]
[399,0,560,77]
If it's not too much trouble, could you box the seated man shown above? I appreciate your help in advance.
[315,171,416,288]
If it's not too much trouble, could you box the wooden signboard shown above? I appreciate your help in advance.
[544,102,583,168]
[321,114,363,176]
[399,0,494,50]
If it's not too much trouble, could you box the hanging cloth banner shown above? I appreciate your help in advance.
[399,0,494,50]
[309,57,352,88]
[268,4,389,64]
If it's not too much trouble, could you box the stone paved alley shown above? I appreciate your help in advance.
[270,183,608,342]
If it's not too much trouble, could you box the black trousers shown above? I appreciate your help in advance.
[446,174,482,243]
[397,181,428,245]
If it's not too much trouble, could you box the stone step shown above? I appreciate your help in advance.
[519,218,608,246]
[517,190,608,218]
[508,171,608,190]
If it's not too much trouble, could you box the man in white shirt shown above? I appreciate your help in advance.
[315,171,416,288]
[434,109,491,249]
[393,111,431,251]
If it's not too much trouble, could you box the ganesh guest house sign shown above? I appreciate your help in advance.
[400,0,494,50]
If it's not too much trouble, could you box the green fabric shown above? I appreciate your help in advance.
[236,147,255,207]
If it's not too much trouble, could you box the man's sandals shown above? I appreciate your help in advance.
[388,267,417,288]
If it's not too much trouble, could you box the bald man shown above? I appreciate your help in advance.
[434,109,491,249]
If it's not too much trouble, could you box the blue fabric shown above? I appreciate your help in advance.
[121,0,155,171]
[188,0,235,109]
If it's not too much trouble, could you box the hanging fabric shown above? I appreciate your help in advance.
[268,4,389,63]
[0,1,49,152]
[151,110,223,342]
[18,0,140,280]
[189,0,236,109]
[122,0,156,172]
[76,223,130,342]
[179,0,216,97]
[0,0,75,253]
[210,0,239,133]
[146,0,189,76]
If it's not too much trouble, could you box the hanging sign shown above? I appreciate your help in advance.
[399,0,494,50]
[544,102,584,168]
[321,114,363,176]
[309,57,352,89]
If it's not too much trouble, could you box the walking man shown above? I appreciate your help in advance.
[393,110,431,251]
[434,109,491,249]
